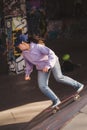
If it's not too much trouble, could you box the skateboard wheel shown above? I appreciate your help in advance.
[52,106,59,114]
[53,109,57,114]
[74,94,80,100]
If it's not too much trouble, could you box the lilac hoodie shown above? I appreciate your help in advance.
[22,42,57,76]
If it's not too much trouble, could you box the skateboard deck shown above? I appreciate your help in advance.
[52,92,80,114]
[44,92,80,114]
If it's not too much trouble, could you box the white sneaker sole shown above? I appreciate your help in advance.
[77,85,84,93]
[52,100,61,109]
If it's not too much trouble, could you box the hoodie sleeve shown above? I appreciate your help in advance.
[24,59,33,76]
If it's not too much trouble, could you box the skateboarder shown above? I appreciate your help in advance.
[14,34,84,109]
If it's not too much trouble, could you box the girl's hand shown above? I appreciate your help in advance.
[25,75,31,80]
[42,67,49,72]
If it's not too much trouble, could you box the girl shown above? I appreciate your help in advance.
[15,34,84,108]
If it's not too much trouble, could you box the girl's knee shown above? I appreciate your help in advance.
[38,84,48,91]
[55,75,64,81]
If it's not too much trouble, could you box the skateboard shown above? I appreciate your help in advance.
[52,92,80,114]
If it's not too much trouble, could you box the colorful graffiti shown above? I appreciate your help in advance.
[5,18,15,61]
[5,16,28,74]
[3,0,27,55]
[3,0,28,74]
[12,16,28,56]
[3,0,21,17]
[12,16,27,33]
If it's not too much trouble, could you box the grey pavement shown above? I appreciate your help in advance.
[61,105,87,130]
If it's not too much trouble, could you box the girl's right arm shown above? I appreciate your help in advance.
[24,59,33,80]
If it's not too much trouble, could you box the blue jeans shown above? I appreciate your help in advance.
[38,57,83,102]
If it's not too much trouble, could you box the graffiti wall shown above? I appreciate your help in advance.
[3,0,21,17]
[5,16,28,74]
[26,0,44,10]
[3,0,28,74]
[26,0,47,37]
[12,16,28,55]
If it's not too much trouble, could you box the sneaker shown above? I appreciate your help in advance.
[77,84,84,93]
[51,99,61,109]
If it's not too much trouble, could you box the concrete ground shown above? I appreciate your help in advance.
[61,105,87,130]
